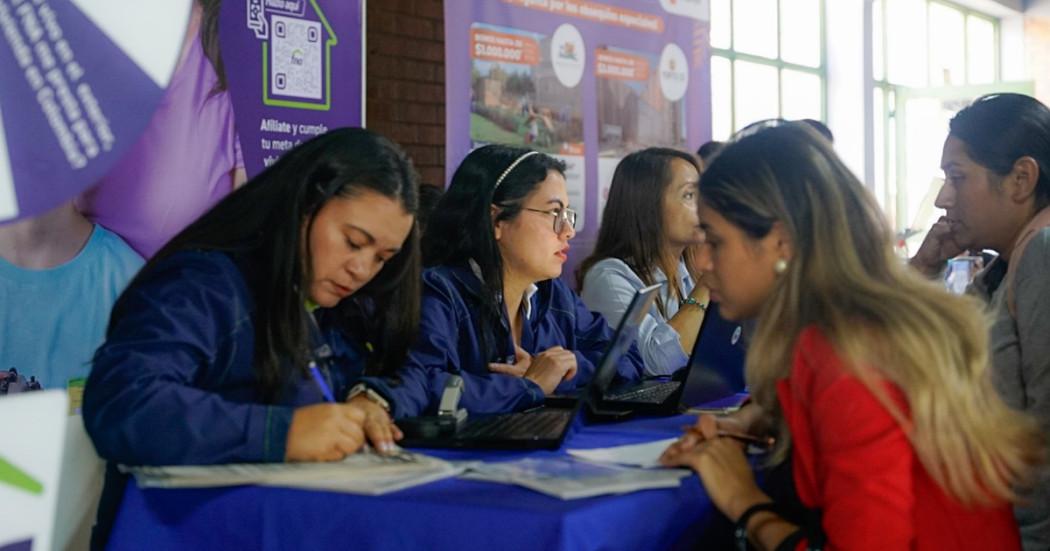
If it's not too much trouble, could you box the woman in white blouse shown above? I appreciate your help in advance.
[578,148,708,376]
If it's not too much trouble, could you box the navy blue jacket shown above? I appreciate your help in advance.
[83,251,367,466]
[365,264,645,418]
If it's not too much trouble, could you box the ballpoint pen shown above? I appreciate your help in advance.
[680,426,775,450]
[308,361,336,402]
[304,304,336,403]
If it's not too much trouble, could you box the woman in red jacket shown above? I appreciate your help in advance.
[661,121,1042,550]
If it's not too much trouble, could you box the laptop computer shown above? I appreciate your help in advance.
[396,283,662,450]
[589,301,748,419]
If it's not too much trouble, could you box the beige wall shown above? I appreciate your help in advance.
[1024,16,1050,105]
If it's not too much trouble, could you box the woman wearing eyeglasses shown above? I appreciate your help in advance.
[578,148,708,376]
[359,145,644,418]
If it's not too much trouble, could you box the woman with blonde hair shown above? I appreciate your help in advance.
[661,121,1042,550]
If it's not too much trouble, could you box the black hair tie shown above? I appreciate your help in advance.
[735,502,778,551]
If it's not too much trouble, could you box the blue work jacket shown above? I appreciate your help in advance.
[83,250,366,466]
[365,263,645,418]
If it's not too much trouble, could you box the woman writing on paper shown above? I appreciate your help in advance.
[661,122,1041,550]
[85,128,419,466]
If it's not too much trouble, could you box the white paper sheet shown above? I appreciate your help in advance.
[126,449,465,495]
[566,438,679,468]
[462,456,689,500]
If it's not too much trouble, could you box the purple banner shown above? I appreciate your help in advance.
[0,1,190,223]
[444,0,711,285]
[220,0,363,178]
[0,539,32,551]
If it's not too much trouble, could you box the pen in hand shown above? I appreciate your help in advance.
[309,361,336,403]
[681,426,775,450]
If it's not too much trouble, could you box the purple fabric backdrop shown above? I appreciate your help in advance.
[220,0,363,179]
[0,0,183,222]
[444,0,711,288]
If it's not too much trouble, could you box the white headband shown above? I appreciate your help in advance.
[493,151,540,193]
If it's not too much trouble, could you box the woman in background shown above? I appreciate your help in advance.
[911,93,1050,550]
[578,148,708,376]
[662,122,1040,550]
[77,0,246,258]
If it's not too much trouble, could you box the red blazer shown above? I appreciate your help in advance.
[776,327,1021,550]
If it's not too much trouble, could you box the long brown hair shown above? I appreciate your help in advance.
[701,121,1042,505]
[578,148,701,316]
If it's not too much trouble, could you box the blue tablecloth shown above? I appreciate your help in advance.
[106,414,722,550]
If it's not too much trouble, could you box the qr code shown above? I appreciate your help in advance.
[270,15,322,100]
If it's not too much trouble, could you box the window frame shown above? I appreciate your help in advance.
[874,0,1000,91]
[710,0,828,138]
[872,0,1002,233]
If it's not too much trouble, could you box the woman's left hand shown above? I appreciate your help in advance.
[347,395,403,454]
[488,345,531,377]
[684,242,707,283]
[661,432,769,521]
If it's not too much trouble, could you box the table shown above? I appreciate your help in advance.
[105,414,723,551]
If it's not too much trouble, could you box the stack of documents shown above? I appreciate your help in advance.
[462,454,689,500]
[126,449,466,495]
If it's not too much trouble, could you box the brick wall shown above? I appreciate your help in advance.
[365,0,447,188]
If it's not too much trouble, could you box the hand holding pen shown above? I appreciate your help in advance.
[285,365,401,460]
[660,413,773,467]
[682,426,775,451]
[660,413,774,521]
[304,308,401,455]
[310,357,402,454]
[285,402,368,462]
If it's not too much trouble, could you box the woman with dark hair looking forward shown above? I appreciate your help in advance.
[362,145,644,417]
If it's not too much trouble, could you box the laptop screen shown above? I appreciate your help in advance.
[678,302,748,407]
[584,283,662,406]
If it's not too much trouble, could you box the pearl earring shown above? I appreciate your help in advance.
[774,259,788,274]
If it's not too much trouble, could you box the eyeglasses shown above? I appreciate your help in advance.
[521,207,577,235]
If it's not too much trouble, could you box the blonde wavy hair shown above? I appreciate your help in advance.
[700,122,1042,505]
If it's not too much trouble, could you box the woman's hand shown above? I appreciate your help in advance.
[490,346,577,395]
[488,345,532,378]
[668,409,759,447]
[910,217,965,277]
[662,412,721,459]
[684,242,707,283]
[661,413,770,520]
[285,403,367,462]
[347,395,403,454]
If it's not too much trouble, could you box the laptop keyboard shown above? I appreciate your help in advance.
[605,381,680,404]
[458,409,573,440]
